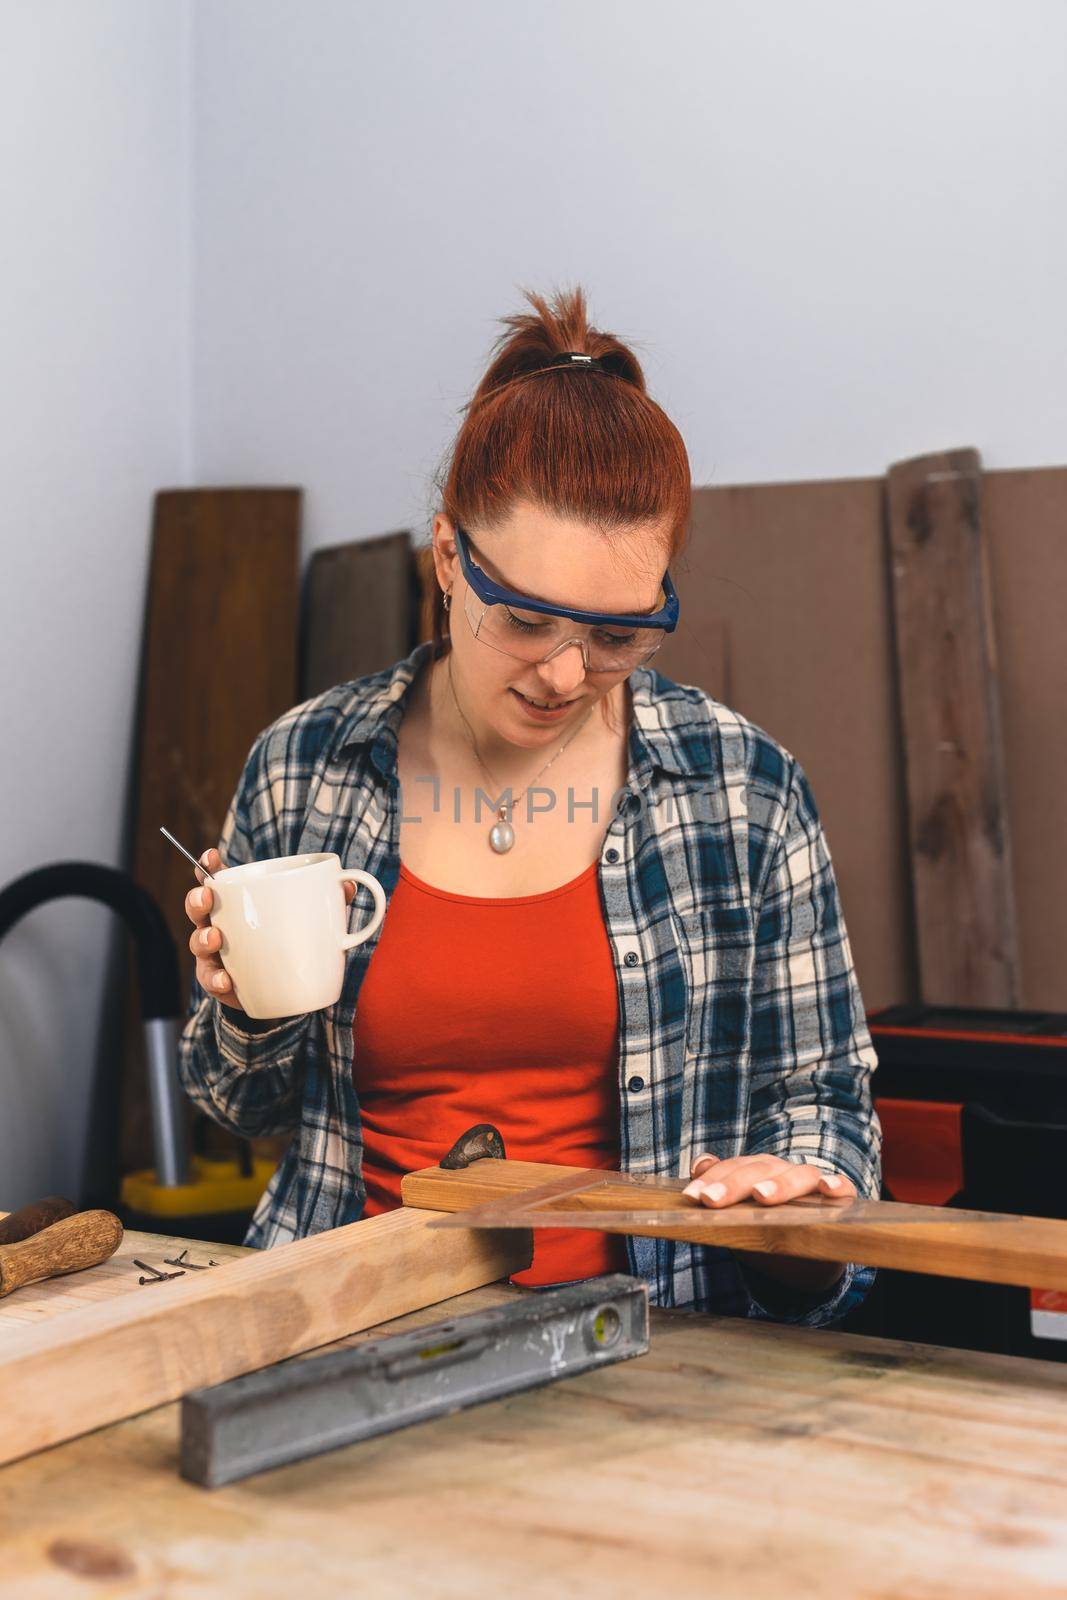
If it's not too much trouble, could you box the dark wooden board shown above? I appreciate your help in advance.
[982,467,1067,1007]
[665,474,914,1012]
[300,529,418,698]
[885,449,1020,1007]
[120,489,301,1174]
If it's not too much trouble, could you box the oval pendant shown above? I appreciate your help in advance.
[489,819,515,853]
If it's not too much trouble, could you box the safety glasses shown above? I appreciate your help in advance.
[453,525,679,673]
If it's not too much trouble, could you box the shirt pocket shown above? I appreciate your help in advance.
[676,903,754,1062]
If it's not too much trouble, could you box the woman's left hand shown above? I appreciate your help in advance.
[684,1152,857,1295]
[683,1151,856,1206]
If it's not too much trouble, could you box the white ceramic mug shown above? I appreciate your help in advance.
[208,852,387,1019]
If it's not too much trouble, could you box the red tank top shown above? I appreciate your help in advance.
[352,857,628,1286]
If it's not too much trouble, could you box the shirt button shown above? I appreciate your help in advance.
[605,848,620,863]
[627,1076,646,1093]
[624,951,639,966]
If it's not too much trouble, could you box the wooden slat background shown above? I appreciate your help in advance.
[657,464,1066,1013]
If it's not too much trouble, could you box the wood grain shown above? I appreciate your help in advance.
[300,529,417,698]
[401,1159,1067,1291]
[0,1209,530,1467]
[0,1222,250,1329]
[2,1280,1067,1596]
[0,1212,123,1299]
[117,488,302,1178]
[885,448,1020,1007]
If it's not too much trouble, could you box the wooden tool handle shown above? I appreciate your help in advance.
[0,1196,78,1247]
[0,1211,123,1299]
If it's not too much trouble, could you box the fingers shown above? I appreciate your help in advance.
[343,881,356,904]
[184,848,235,999]
[185,883,213,926]
[185,851,222,924]
[194,847,224,883]
[690,1152,722,1180]
[189,920,221,959]
[683,1157,857,1207]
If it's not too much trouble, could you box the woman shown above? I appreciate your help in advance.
[179,286,882,1326]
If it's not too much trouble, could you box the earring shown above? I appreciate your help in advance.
[443,587,452,612]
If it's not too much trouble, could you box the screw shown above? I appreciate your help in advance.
[133,1258,186,1285]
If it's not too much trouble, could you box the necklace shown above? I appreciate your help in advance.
[445,653,595,853]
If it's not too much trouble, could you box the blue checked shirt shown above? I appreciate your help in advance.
[178,639,882,1328]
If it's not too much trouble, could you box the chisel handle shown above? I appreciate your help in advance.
[0,1210,124,1298]
[0,1195,78,1246]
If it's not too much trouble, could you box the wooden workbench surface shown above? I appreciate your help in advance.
[2,1227,1066,1598]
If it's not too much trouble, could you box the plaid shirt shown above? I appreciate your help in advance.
[178,639,882,1328]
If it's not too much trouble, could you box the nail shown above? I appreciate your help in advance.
[705,1182,727,1201]
[200,931,212,948]
[213,973,228,991]
[822,1175,843,1189]
[754,1180,777,1198]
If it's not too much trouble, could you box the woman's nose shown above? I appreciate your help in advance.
[537,641,587,694]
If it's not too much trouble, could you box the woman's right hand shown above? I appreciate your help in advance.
[185,847,361,1014]
[185,849,243,1011]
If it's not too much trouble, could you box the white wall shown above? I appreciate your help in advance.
[3,0,1065,1203]
[191,0,1067,555]
[0,3,190,1205]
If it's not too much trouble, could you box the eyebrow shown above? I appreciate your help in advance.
[468,536,664,615]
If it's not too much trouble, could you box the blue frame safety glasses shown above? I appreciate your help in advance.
[453,524,679,674]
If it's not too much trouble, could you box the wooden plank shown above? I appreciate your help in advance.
[983,466,1067,1008]
[885,448,1020,1007]
[668,476,912,1014]
[3,1282,1067,1595]
[300,529,417,699]
[401,1159,1067,1291]
[0,1210,529,1467]
[414,541,439,646]
[112,488,302,1185]
[0,1220,251,1330]
[667,467,1067,1015]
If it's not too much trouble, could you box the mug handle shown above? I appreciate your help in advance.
[337,868,387,951]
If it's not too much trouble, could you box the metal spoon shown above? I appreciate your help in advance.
[159,826,217,882]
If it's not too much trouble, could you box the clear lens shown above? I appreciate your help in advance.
[463,592,663,671]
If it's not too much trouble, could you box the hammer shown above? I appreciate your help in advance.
[0,1200,123,1299]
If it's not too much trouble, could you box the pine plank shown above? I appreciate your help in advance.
[0,1210,529,1467]
[0,1221,250,1330]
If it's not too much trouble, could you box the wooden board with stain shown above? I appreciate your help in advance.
[2,1267,1067,1596]
[886,448,1020,1007]
[119,488,302,1176]
[401,1157,1067,1293]
[300,529,418,698]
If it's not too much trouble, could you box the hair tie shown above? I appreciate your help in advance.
[528,351,609,375]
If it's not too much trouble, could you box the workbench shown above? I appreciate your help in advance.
[2,1224,1066,1598]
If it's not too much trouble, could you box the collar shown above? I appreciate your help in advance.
[333,639,720,781]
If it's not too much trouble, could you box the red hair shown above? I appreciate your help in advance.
[431,285,691,672]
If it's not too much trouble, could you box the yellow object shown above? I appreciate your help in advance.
[120,1155,276,1217]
